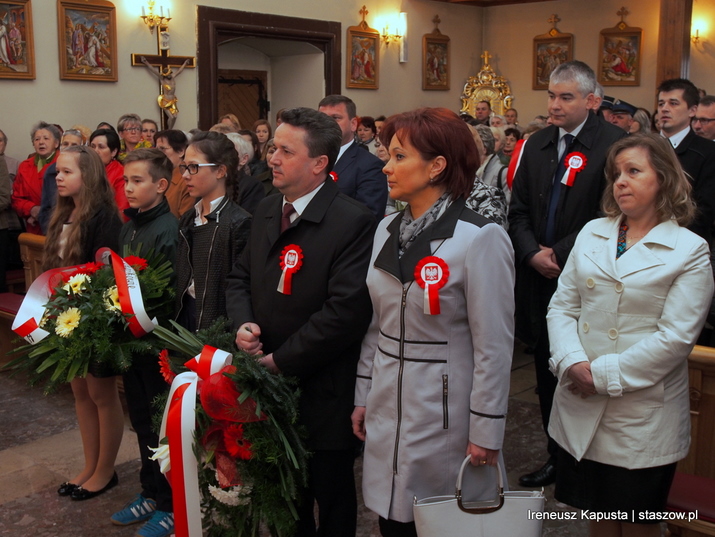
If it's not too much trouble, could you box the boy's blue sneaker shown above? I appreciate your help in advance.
[136,510,174,537]
[110,494,156,526]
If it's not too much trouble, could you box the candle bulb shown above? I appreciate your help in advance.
[167,8,170,18]
[142,6,145,17]
[160,6,164,17]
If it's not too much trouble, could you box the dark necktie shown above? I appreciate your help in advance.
[281,203,295,233]
[544,133,574,246]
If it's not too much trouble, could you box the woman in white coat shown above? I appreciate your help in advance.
[547,133,713,537]
[351,108,515,537]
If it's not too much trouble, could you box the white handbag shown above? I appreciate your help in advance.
[413,456,545,537]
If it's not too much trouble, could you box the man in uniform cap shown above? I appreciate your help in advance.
[598,95,615,122]
[608,99,637,132]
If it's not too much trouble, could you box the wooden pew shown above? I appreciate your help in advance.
[667,345,715,537]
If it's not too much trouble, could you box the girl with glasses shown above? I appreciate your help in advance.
[174,131,252,331]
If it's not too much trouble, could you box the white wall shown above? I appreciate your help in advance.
[690,0,715,94]
[218,41,271,71]
[271,54,325,116]
[2,0,484,158]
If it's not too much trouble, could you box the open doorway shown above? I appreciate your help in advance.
[197,7,341,130]
[216,37,325,129]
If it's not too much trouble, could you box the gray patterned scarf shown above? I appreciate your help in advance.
[398,192,450,258]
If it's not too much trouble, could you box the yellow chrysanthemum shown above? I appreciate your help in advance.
[63,273,91,295]
[104,285,122,312]
[55,307,81,338]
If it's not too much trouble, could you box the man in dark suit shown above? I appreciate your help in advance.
[508,60,627,487]
[657,78,715,244]
[318,95,387,220]
[226,107,376,537]
[694,95,715,141]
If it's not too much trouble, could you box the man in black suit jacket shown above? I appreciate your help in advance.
[226,107,375,537]
[318,95,387,220]
[657,78,715,244]
[508,61,627,488]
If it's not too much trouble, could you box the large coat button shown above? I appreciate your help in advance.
[586,277,595,288]
[615,282,624,293]
[583,322,590,333]
[608,328,618,340]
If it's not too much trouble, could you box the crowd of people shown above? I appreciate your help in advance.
[1,58,714,537]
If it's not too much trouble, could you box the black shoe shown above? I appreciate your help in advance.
[70,472,118,501]
[57,482,79,496]
[518,460,556,487]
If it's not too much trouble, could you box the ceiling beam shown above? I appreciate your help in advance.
[432,0,557,6]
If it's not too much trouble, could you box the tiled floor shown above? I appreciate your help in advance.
[0,343,592,536]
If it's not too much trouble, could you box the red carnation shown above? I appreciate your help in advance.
[123,255,149,271]
[158,349,176,384]
[224,424,253,460]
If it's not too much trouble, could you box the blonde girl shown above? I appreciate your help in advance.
[46,145,124,501]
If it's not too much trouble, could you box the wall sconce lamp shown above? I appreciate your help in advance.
[381,12,407,46]
[692,20,707,46]
[141,1,171,33]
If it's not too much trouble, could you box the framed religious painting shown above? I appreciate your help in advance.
[346,8,379,90]
[57,0,117,82]
[598,24,642,86]
[533,33,573,90]
[423,27,450,90]
[0,0,35,80]
[533,15,573,90]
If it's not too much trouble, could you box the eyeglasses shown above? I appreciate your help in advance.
[122,126,141,133]
[179,163,219,175]
[693,117,715,125]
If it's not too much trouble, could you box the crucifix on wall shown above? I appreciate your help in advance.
[131,24,195,130]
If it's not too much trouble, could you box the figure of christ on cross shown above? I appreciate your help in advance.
[131,30,195,130]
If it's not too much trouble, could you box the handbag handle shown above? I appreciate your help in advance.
[455,456,505,514]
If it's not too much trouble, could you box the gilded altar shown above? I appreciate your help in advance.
[460,51,513,116]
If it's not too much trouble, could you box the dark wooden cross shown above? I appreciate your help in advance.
[131,24,196,129]
[617,6,629,23]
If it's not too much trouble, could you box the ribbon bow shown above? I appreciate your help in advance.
[157,346,233,537]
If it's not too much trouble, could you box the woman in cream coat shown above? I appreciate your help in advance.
[547,133,713,537]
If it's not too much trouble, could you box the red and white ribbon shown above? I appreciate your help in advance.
[414,256,449,315]
[505,138,526,190]
[329,171,339,182]
[277,244,303,295]
[11,263,89,343]
[157,346,233,537]
[13,259,104,344]
[560,151,587,187]
[98,248,157,337]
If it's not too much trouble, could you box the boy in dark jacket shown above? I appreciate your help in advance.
[113,149,178,537]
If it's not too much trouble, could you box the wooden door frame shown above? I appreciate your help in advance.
[197,6,341,130]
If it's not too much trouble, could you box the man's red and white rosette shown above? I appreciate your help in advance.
[277,244,303,295]
[414,256,449,315]
[329,171,338,182]
[560,151,587,187]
